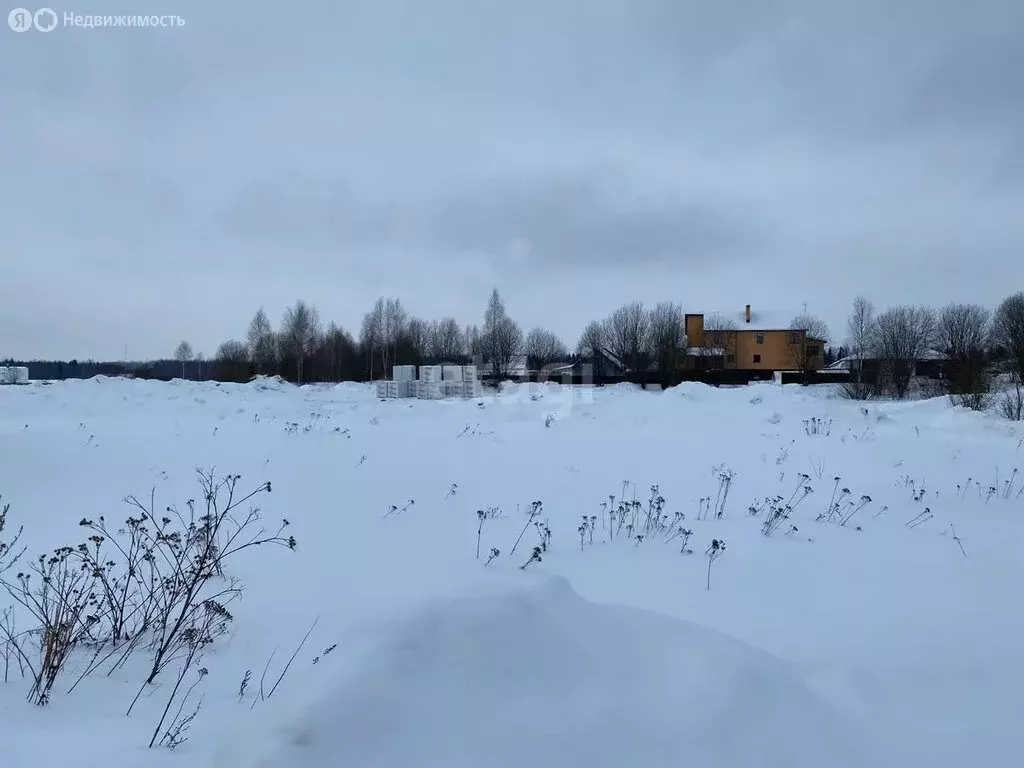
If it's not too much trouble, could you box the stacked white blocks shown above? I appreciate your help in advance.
[387,380,412,398]
[418,383,443,400]
[377,366,418,398]
[0,367,28,384]
[417,365,443,400]
[392,365,416,381]
[462,365,480,398]
[419,365,441,382]
[442,365,464,397]
[374,363,479,399]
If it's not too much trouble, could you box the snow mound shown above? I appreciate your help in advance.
[664,380,711,395]
[251,577,868,768]
[331,381,374,395]
[250,374,293,392]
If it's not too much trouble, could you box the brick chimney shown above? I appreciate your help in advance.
[744,304,751,323]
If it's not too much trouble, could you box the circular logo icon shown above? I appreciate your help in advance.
[8,7,33,31]
[34,7,57,31]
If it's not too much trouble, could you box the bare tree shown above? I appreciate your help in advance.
[874,306,938,399]
[603,302,650,374]
[939,303,992,410]
[576,320,606,379]
[701,314,737,369]
[940,303,990,357]
[360,302,384,379]
[843,296,876,398]
[382,298,409,373]
[215,340,249,363]
[280,301,322,384]
[321,323,353,382]
[403,317,431,364]
[992,292,1024,377]
[360,297,408,375]
[422,319,440,363]
[464,324,482,362]
[787,314,831,375]
[492,317,523,378]
[992,292,1024,419]
[213,340,249,381]
[247,308,277,375]
[1001,381,1024,421]
[704,314,737,331]
[483,288,505,337]
[482,288,523,379]
[524,327,567,373]
[647,302,685,381]
[173,341,193,379]
[432,318,464,363]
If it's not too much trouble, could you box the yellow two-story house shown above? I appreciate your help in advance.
[683,305,826,373]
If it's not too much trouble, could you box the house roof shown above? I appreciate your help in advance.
[599,346,624,370]
[699,309,801,332]
[571,347,627,371]
[828,349,950,369]
[826,356,860,370]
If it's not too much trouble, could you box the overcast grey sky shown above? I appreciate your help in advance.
[2,0,1022,360]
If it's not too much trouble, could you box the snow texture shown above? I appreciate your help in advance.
[247,576,864,768]
[1,376,1022,768]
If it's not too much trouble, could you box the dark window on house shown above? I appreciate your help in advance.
[756,333,764,344]
[753,354,761,363]
[726,354,735,364]
[713,331,724,344]
[789,332,801,344]
[806,345,820,357]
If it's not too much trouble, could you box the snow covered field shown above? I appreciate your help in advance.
[1,376,1022,767]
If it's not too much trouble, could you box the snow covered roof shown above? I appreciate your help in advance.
[507,354,528,374]
[599,346,624,370]
[686,346,725,357]
[700,308,801,333]
[828,349,950,369]
[574,347,627,371]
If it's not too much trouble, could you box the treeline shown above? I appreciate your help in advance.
[180,289,745,387]
[7,288,1023,419]
[838,292,1024,419]
[11,289,763,387]
[200,290,531,385]
[197,291,835,388]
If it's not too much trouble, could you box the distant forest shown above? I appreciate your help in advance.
[4,288,1024,420]
[3,288,843,386]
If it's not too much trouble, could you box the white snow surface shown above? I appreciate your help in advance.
[1,376,1022,768]
[238,576,863,768]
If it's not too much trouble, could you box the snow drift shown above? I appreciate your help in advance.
[245,577,868,768]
